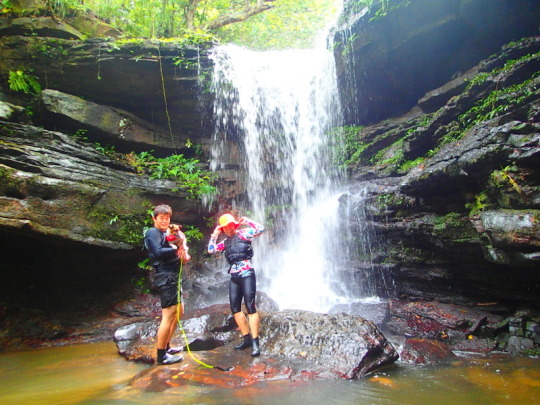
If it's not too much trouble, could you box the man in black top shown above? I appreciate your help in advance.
[144,204,188,365]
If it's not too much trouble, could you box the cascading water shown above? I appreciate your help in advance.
[209,41,375,312]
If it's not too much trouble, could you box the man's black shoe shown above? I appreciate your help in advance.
[157,349,183,365]
[234,334,252,350]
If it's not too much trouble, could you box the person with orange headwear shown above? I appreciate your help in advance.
[208,214,265,356]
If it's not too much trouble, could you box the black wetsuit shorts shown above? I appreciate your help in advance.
[229,271,257,314]
[154,262,180,309]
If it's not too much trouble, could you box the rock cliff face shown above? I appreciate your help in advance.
[0,10,219,342]
[332,1,540,309]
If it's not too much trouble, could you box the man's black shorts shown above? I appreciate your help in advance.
[154,271,180,308]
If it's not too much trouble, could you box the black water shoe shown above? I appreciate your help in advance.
[234,334,252,350]
[157,349,183,365]
[251,337,260,357]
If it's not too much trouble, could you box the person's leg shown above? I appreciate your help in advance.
[154,271,183,364]
[230,277,251,349]
[155,305,183,364]
[230,277,250,335]
[242,273,260,356]
[157,305,177,349]
[243,273,259,338]
[248,312,260,338]
[233,312,250,335]
[166,303,182,353]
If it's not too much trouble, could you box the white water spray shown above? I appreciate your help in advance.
[210,43,351,312]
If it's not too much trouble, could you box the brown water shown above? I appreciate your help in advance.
[0,343,539,404]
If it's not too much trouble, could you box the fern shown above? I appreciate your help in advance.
[8,70,42,95]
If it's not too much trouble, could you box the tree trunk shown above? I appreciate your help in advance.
[204,0,275,31]
[185,0,201,30]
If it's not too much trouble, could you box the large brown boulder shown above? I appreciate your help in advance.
[115,308,399,387]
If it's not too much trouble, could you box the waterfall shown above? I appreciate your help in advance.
[209,43,356,312]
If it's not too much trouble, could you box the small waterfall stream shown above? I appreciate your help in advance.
[209,42,375,312]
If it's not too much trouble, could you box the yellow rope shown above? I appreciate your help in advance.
[176,261,219,370]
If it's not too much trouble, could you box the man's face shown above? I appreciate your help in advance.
[153,213,171,231]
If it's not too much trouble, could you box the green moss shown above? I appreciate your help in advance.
[432,213,477,241]
[398,156,425,173]
[89,209,151,245]
[328,125,366,169]
[375,192,410,211]
[370,138,405,172]
[0,166,19,192]
[87,192,153,245]
[433,212,462,231]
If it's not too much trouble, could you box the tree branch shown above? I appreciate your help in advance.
[204,0,276,31]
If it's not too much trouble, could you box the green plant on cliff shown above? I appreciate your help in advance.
[460,78,536,129]
[1,0,13,14]
[7,70,41,95]
[491,165,525,195]
[465,51,540,92]
[328,125,365,169]
[182,225,204,242]
[398,156,425,172]
[460,51,540,129]
[370,138,405,169]
[93,210,151,244]
[129,151,216,199]
[465,191,490,216]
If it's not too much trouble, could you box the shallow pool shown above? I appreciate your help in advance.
[0,343,539,404]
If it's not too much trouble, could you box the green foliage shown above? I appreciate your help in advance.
[370,138,404,168]
[328,125,365,168]
[419,50,539,161]
[94,142,116,156]
[375,192,410,213]
[460,78,536,129]
[465,191,490,216]
[182,225,204,242]
[45,0,339,49]
[133,274,151,293]
[1,0,13,14]
[7,70,41,94]
[433,212,462,232]
[398,156,425,173]
[216,0,340,50]
[69,129,89,140]
[128,151,217,199]
[522,348,540,358]
[340,32,359,56]
[460,51,540,129]
[137,258,150,270]
[490,165,524,195]
[92,210,152,244]
[48,0,88,19]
